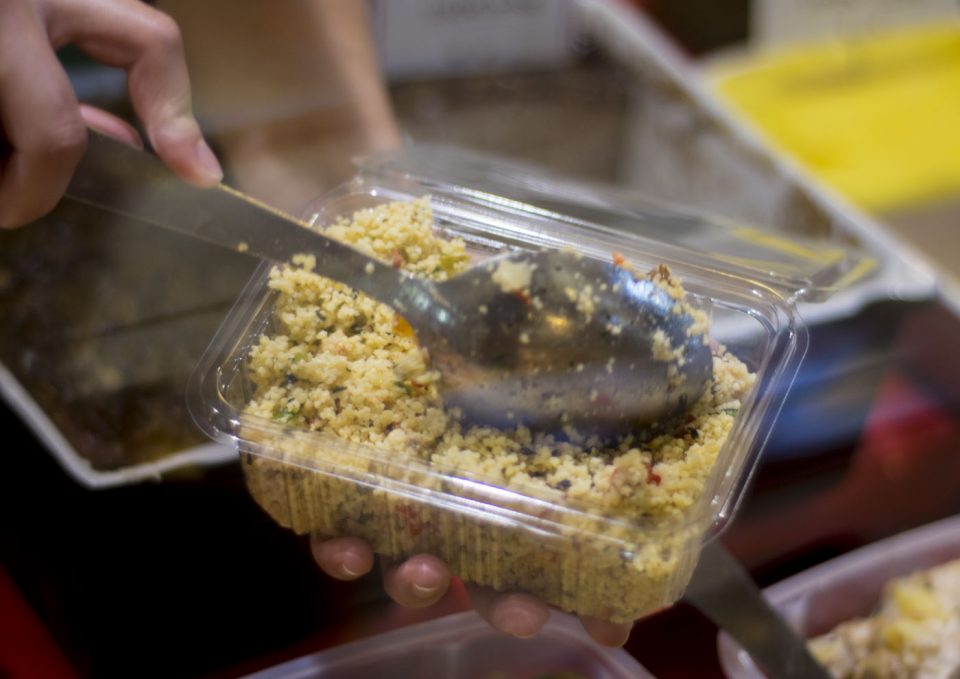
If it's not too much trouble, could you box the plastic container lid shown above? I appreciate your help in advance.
[190,146,866,622]
[353,145,877,302]
[242,611,653,679]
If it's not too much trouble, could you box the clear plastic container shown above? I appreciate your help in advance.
[717,514,960,678]
[190,147,865,623]
[242,610,653,678]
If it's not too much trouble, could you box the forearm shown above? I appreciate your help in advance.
[158,0,401,211]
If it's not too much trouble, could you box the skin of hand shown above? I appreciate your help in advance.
[310,535,635,647]
[0,0,222,228]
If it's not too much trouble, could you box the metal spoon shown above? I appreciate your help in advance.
[66,132,711,436]
[429,251,712,436]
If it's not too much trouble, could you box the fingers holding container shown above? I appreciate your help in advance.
[310,535,376,582]
[0,0,220,229]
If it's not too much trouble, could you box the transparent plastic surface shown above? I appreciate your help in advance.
[190,168,824,622]
[355,146,877,301]
[243,611,653,679]
[718,514,960,678]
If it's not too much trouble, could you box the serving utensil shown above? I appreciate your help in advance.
[66,132,711,436]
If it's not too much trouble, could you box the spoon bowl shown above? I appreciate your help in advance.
[418,249,712,436]
[67,132,712,439]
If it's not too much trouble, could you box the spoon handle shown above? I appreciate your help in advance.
[684,541,830,679]
[65,131,410,307]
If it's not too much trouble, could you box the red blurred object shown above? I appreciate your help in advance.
[724,370,960,571]
[0,566,78,679]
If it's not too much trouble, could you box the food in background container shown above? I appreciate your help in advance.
[718,514,960,679]
[191,151,842,624]
[808,558,960,678]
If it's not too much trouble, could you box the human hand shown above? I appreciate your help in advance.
[310,535,635,647]
[0,0,223,228]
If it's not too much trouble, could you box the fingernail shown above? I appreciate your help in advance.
[412,583,441,599]
[493,606,541,639]
[504,622,536,637]
[340,563,363,578]
[501,615,538,638]
[86,123,143,150]
[194,139,223,184]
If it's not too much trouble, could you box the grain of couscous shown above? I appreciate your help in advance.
[239,197,755,622]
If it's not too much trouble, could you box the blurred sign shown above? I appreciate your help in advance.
[370,0,578,81]
[752,0,959,47]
